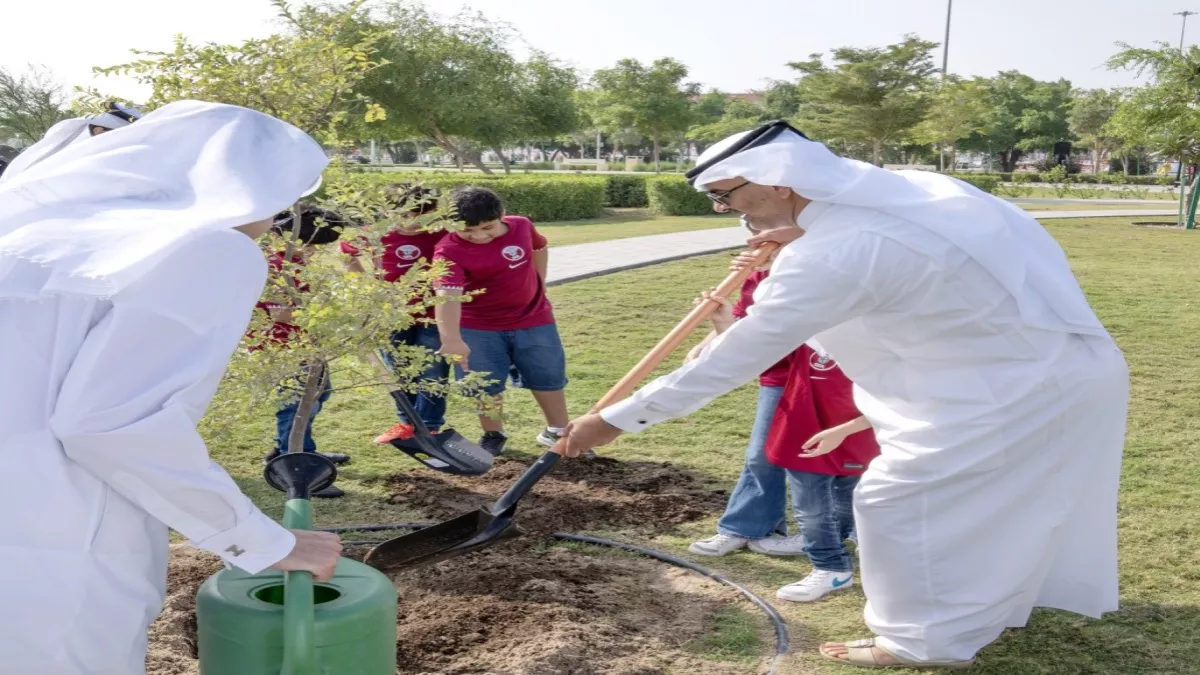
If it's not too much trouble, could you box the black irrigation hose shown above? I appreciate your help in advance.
[323,522,790,675]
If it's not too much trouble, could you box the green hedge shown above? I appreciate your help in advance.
[346,172,607,222]
[967,171,1173,186]
[647,176,713,215]
[605,175,648,208]
[944,173,1000,194]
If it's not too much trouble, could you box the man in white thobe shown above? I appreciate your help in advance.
[557,122,1129,669]
[0,101,143,185]
[0,100,342,674]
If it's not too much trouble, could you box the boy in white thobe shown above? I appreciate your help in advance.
[0,100,342,674]
[556,122,1129,669]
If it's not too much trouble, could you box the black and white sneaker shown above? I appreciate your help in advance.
[536,427,596,457]
[480,431,509,457]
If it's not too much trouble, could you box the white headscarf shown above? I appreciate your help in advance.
[692,128,1109,340]
[0,105,147,186]
[0,118,91,185]
[0,100,328,299]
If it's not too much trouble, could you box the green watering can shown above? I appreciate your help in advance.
[196,453,397,675]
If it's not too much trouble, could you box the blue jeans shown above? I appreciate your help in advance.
[381,324,448,430]
[788,471,860,573]
[274,371,333,454]
[455,323,568,396]
[717,386,790,540]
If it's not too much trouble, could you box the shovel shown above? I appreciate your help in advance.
[361,241,780,574]
[368,351,494,476]
[362,451,559,572]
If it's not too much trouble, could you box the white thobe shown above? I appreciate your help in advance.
[0,229,295,675]
[603,202,1128,662]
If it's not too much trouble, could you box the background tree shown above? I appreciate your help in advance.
[96,0,385,142]
[959,71,1073,172]
[0,65,72,144]
[789,34,938,166]
[94,0,491,454]
[1106,42,1200,177]
[761,80,802,120]
[592,57,696,171]
[1069,88,1121,174]
[912,77,989,170]
[687,98,766,150]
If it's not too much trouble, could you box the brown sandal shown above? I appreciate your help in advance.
[820,638,975,670]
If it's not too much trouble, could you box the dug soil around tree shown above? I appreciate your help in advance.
[383,454,730,536]
[147,456,766,674]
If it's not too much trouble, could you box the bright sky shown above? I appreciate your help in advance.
[1,0,1191,101]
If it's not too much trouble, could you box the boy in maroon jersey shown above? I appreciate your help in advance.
[760,341,879,603]
[434,186,574,456]
[256,205,351,498]
[341,184,450,445]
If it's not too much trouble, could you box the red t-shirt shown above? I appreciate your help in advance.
[434,215,553,330]
[341,229,445,320]
[765,346,881,475]
[250,252,308,348]
[733,271,791,387]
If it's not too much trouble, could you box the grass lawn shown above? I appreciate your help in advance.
[1018,203,1177,212]
[209,216,1200,674]
[1002,186,1179,201]
[538,208,734,246]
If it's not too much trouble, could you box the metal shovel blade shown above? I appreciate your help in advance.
[362,507,522,573]
[363,451,560,574]
[390,428,494,476]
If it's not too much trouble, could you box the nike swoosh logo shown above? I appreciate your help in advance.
[508,261,528,269]
[832,576,852,588]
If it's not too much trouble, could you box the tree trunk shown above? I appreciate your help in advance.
[1093,141,1101,175]
[427,125,494,175]
[998,149,1021,174]
[491,145,512,174]
[286,360,328,455]
[652,130,661,173]
[872,140,883,167]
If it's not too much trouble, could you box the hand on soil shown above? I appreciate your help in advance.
[556,413,623,457]
[271,530,343,581]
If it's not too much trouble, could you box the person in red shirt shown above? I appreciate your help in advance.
[434,187,572,456]
[760,343,880,603]
[340,184,449,445]
[256,205,351,498]
[686,266,807,557]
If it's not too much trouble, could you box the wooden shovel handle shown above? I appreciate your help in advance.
[588,241,781,414]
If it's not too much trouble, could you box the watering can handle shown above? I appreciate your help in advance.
[281,499,319,675]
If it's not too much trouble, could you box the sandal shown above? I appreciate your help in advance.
[820,638,975,670]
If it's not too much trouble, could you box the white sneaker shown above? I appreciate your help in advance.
[775,570,854,602]
[747,534,808,556]
[688,534,749,557]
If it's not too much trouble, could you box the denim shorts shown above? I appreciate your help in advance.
[457,322,568,395]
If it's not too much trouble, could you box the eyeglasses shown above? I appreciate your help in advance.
[705,181,750,206]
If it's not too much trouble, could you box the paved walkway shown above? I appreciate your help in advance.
[545,207,1178,286]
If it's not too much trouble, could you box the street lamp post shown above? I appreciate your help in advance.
[1176,10,1196,51]
[939,0,953,172]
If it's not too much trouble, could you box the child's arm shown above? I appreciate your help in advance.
[435,289,470,370]
[531,225,549,281]
[799,416,873,458]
